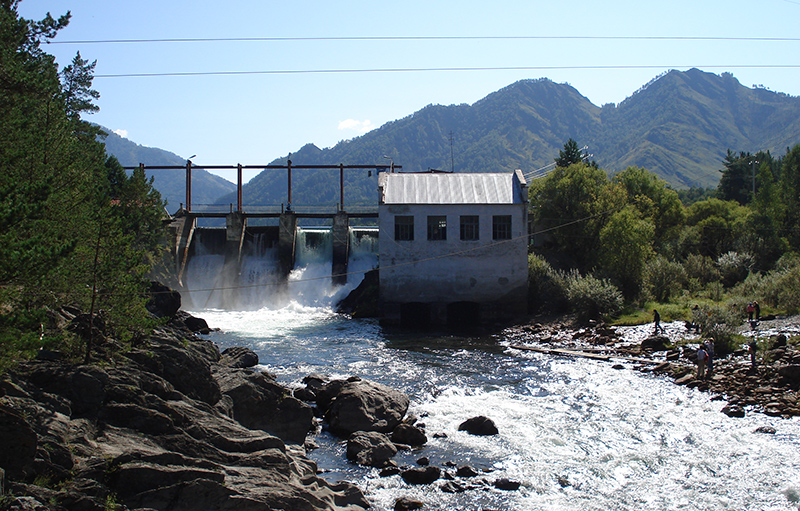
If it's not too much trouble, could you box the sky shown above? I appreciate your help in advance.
[18,0,800,183]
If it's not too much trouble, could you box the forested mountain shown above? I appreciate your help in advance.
[101,129,236,211]
[213,68,800,210]
[103,69,800,210]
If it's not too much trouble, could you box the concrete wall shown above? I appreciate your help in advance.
[378,202,528,325]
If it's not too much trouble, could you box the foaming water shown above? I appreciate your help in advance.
[194,307,800,511]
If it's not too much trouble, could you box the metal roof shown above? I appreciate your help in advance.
[380,172,526,205]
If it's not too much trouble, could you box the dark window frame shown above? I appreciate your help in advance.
[460,215,480,241]
[427,215,447,240]
[492,215,512,240]
[395,215,414,241]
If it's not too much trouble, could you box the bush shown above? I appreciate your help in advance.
[695,304,742,356]
[527,254,569,313]
[643,256,686,302]
[683,253,720,284]
[562,270,623,322]
[716,251,754,287]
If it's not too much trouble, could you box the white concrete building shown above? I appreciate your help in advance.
[378,170,529,327]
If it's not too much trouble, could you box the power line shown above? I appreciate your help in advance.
[94,64,800,79]
[48,35,800,45]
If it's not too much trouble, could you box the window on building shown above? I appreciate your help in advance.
[460,215,479,241]
[427,216,447,240]
[492,215,512,240]
[395,215,414,241]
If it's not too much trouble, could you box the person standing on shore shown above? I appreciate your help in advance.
[754,301,761,321]
[696,345,708,380]
[703,339,715,378]
[653,309,663,335]
[747,302,755,322]
[749,340,758,368]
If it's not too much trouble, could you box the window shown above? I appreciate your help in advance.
[395,215,414,241]
[492,215,512,240]
[427,216,447,240]
[460,215,479,241]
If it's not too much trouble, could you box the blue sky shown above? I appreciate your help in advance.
[19,0,800,183]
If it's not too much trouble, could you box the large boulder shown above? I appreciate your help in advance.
[346,431,398,467]
[457,416,498,436]
[325,379,410,436]
[0,405,38,480]
[640,335,671,352]
[124,327,221,405]
[400,466,441,485]
[220,347,259,369]
[146,281,181,319]
[215,369,314,444]
[391,423,427,446]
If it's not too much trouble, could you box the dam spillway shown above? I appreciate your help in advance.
[170,212,378,310]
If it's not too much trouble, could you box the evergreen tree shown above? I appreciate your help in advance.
[555,138,584,168]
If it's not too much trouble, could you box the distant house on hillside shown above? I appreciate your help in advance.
[377,170,528,327]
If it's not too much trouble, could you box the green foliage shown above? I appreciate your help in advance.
[694,304,742,356]
[561,270,624,322]
[598,206,655,298]
[555,138,585,168]
[0,4,166,368]
[527,253,568,313]
[716,251,754,287]
[643,256,687,303]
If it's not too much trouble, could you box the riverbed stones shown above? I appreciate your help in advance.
[400,465,441,485]
[457,415,499,436]
[346,431,398,467]
[391,423,428,446]
[325,379,410,436]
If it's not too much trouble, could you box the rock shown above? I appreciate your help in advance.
[380,465,401,477]
[172,310,211,334]
[754,426,777,434]
[440,480,467,493]
[494,478,521,490]
[219,346,259,368]
[777,365,800,386]
[215,369,314,444]
[722,404,746,418]
[336,269,379,318]
[457,416,499,436]
[391,423,427,446]
[675,374,695,386]
[456,465,479,478]
[641,335,671,352]
[416,456,430,466]
[0,405,38,480]
[1,318,370,511]
[125,329,221,405]
[400,466,441,485]
[325,379,410,436]
[346,431,398,467]
[146,281,181,319]
[394,496,424,510]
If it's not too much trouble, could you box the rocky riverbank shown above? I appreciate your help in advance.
[0,303,373,511]
[504,314,800,419]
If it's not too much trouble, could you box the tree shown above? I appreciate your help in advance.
[529,162,612,269]
[597,206,655,298]
[1,3,166,363]
[555,138,584,168]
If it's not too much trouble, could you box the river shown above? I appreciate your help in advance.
[186,287,798,510]
[181,228,799,510]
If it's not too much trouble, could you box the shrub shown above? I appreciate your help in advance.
[527,254,569,313]
[695,304,742,356]
[716,251,754,287]
[643,256,687,302]
[562,270,623,322]
[683,253,720,284]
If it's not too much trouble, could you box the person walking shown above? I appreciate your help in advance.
[653,309,663,335]
[749,340,758,368]
[747,302,755,322]
[754,301,761,321]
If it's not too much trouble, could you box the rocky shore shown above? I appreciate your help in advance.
[505,314,800,419]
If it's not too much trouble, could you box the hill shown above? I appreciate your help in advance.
[218,69,800,209]
[101,69,800,211]
[101,129,236,210]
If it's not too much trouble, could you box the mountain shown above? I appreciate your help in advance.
[100,129,236,210]
[101,69,800,211]
[219,68,800,209]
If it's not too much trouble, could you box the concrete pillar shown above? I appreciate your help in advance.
[221,212,246,307]
[171,215,196,287]
[278,212,297,278]
[331,212,350,285]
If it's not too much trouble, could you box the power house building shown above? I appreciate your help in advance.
[377,170,529,327]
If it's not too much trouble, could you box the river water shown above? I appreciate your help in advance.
[184,238,800,511]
